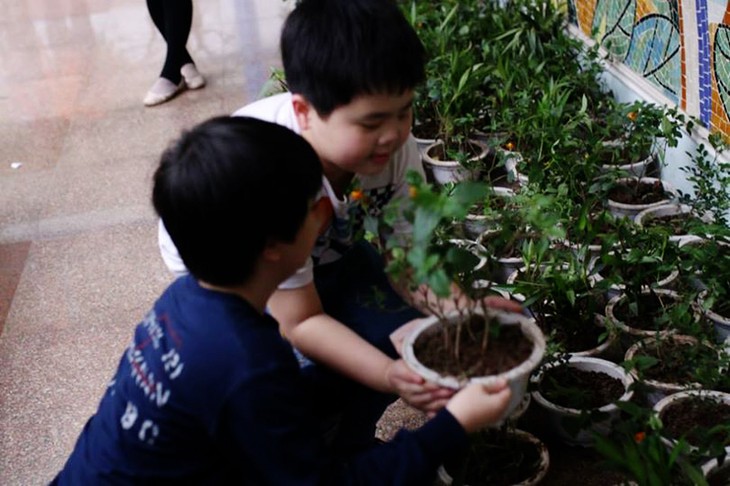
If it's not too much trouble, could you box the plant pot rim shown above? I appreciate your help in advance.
[652,389,730,456]
[604,288,684,338]
[606,177,677,213]
[531,356,635,414]
[623,334,707,391]
[591,255,680,294]
[422,139,489,167]
[437,428,550,486]
[402,309,546,389]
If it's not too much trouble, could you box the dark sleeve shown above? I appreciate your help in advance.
[220,358,468,485]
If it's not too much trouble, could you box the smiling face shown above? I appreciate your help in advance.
[293,90,414,184]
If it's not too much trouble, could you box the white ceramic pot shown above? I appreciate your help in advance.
[531,356,635,447]
[422,140,488,186]
[464,187,516,239]
[701,455,730,484]
[623,334,705,406]
[605,177,678,220]
[604,289,683,346]
[475,230,523,284]
[447,238,487,273]
[697,291,730,345]
[653,389,730,458]
[598,139,655,178]
[402,309,545,423]
[591,254,680,301]
[437,428,550,486]
[634,203,710,244]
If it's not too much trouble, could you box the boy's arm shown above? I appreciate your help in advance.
[268,282,402,393]
[268,283,451,411]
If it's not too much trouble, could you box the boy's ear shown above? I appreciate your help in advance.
[291,94,312,130]
[261,241,283,262]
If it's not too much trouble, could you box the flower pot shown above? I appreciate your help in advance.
[698,291,730,345]
[475,230,523,284]
[591,255,680,301]
[653,389,730,459]
[701,456,730,485]
[634,203,710,243]
[605,177,678,220]
[623,334,707,406]
[402,309,545,423]
[604,289,684,347]
[504,267,616,358]
[464,187,516,239]
[437,428,550,486]
[598,139,655,178]
[447,238,488,273]
[422,139,488,186]
[531,356,635,447]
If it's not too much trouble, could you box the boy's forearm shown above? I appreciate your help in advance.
[288,314,395,394]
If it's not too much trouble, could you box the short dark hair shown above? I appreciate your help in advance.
[152,116,322,286]
[281,0,426,117]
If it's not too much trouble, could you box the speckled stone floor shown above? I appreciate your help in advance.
[0,1,430,483]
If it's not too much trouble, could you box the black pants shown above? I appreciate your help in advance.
[146,0,193,83]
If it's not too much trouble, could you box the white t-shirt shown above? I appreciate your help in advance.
[158,92,425,289]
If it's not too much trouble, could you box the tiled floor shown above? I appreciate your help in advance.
[0,0,306,483]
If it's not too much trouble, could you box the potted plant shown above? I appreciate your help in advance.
[594,400,709,485]
[437,425,550,486]
[623,334,725,406]
[530,355,635,446]
[652,389,730,461]
[380,171,546,421]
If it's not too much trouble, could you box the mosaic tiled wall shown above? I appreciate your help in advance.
[570,0,730,139]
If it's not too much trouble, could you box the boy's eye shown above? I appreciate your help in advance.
[359,122,381,130]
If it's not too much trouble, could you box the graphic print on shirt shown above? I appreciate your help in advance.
[311,184,395,265]
[117,310,185,446]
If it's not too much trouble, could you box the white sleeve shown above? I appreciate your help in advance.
[277,256,315,290]
[157,220,189,278]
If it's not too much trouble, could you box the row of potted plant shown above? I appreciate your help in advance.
[377,1,730,483]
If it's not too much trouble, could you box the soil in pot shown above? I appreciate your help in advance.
[706,461,730,486]
[641,212,705,236]
[611,292,677,332]
[537,365,625,410]
[630,338,704,385]
[413,315,533,378]
[539,313,609,355]
[441,428,545,486]
[660,395,730,450]
[608,179,668,205]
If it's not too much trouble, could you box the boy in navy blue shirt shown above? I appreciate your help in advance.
[52,116,511,484]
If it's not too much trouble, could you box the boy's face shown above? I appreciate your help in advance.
[294,90,414,178]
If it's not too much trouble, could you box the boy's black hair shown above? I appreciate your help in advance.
[153,116,322,286]
[281,0,426,117]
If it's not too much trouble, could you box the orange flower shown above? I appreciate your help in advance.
[504,141,516,151]
[634,431,646,443]
[408,186,418,199]
[627,111,638,121]
[350,189,364,201]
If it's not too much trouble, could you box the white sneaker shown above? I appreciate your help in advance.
[181,63,206,89]
[143,78,185,107]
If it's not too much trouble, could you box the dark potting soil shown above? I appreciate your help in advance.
[413,316,533,379]
[608,178,667,205]
[539,312,607,354]
[707,462,730,486]
[538,366,625,409]
[614,292,675,330]
[661,396,730,447]
[636,340,700,384]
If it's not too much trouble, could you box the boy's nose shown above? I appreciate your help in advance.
[378,122,402,146]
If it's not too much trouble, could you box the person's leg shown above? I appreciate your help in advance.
[158,0,193,83]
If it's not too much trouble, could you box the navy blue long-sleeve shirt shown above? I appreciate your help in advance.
[53,275,467,485]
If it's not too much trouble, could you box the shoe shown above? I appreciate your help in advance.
[181,63,206,89]
[143,78,185,107]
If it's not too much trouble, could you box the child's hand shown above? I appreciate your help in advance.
[385,359,454,413]
[479,296,523,314]
[446,379,512,433]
